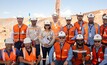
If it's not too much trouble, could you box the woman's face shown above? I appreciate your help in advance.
[45,24,50,29]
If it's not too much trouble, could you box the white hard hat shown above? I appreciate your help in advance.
[23,38,32,44]
[58,31,66,37]
[103,14,107,19]
[5,38,14,44]
[30,17,38,21]
[76,34,83,39]
[44,20,51,25]
[17,15,24,18]
[52,12,58,16]
[77,12,84,16]
[87,13,95,18]
[94,34,102,41]
[65,16,72,20]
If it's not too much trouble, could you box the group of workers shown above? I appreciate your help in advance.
[0,12,107,65]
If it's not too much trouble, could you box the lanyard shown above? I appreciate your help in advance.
[88,24,94,32]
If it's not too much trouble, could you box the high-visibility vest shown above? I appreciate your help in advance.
[92,46,105,65]
[54,42,70,60]
[100,25,107,44]
[74,21,87,34]
[51,22,61,37]
[63,25,75,45]
[2,48,16,62]
[22,47,36,62]
[72,45,90,65]
[13,24,27,42]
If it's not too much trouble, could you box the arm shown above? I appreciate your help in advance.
[49,46,55,63]
[36,55,41,65]
[85,47,91,61]
[49,31,55,46]
[66,47,73,61]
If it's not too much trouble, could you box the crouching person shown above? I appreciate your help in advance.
[72,34,91,65]
[0,38,20,65]
[19,38,41,65]
[49,31,73,65]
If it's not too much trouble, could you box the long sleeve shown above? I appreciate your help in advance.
[10,27,14,40]
[66,47,73,61]
[49,46,55,63]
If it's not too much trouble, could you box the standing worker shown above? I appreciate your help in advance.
[26,17,41,65]
[72,34,91,65]
[86,13,100,47]
[63,16,76,45]
[0,38,20,65]
[11,16,28,50]
[49,31,73,65]
[74,13,88,44]
[92,34,105,65]
[51,12,62,40]
[39,20,55,65]
[19,37,41,65]
[100,14,107,46]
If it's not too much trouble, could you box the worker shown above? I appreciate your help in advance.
[26,17,41,65]
[19,37,41,65]
[92,34,105,65]
[63,16,76,45]
[49,31,73,65]
[0,38,20,65]
[11,16,28,50]
[86,13,100,47]
[72,34,91,65]
[100,14,107,46]
[51,12,62,40]
[99,48,107,65]
[74,13,88,44]
[39,20,55,65]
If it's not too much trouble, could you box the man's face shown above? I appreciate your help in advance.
[17,18,23,25]
[88,17,94,23]
[94,40,101,47]
[59,36,66,43]
[77,16,83,21]
[52,16,58,22]
[76,39,84,46]
[5,44,13,50]
[103,19,107,24]
[25,43,31,49]
[66,20,71,24]
[31,20,37,26]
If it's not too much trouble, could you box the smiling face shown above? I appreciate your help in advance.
[24,43,32,49]
[31,20,37,26]
[59,36,66,43]
[77,15,83,21]
[66,20,71,25]
[52,15,58,22]
[88,17,94,24]
[94,40,101,47]
[17,18,23,25]
[5,44,13,50]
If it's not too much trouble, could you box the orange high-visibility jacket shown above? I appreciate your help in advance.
[100,25,107,44]
[92,45,104,65]
[51,22,62,37]
[72,45,90,65]
[2,48,16,62]
[13,24,27,42]
[22,47,36,62]
[74,21,88,42]
[54,42,70,61]
[63,25,75,45]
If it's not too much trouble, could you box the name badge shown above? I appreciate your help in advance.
[89,33,92,37]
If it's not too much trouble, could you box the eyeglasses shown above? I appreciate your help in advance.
[94,41,101,43]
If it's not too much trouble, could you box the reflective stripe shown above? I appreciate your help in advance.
[73,50,87,53]
[56,55,67,58]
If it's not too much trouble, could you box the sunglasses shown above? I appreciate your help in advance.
[94,41,101,43]
[59,37,65,39]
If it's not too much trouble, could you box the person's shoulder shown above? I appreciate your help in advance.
[84,45,90,50]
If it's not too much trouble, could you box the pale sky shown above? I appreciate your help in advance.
[0,0,107,18]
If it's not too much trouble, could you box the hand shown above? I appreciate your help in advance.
[29,61,35,65]
[51,62,55,65]
[63,61,68,65]
[6,61,12,65]
[44,44,49,47]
